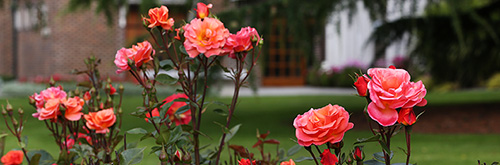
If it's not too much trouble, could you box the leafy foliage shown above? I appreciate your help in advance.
[370,0,500,87]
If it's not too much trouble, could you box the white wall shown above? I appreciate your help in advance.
[322,0,426,71]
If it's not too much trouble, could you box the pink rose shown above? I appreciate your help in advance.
[183,17,230,58]
[293,104,354,146]
[145,6,174,30]
[224,27,261,58]
[114,41,155,74]
[62,96,84,121]
[194,3,213,19]
[367,67,427,126]
[84,108,116,133]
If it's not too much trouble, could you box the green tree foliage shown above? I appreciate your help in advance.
[370,0,500,87]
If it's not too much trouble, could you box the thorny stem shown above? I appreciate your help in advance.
[2,113,30,164]
[405,126,412,165]
[305,146,320,165]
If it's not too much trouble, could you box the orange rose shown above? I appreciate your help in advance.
[62,96,84,121]
[293,104,354,146]
[1,150,24,165]
[183,17,230,58]
[280,159,295,165]
[145,5,174,30]
[84,108,116,133]
[38,99,61,120]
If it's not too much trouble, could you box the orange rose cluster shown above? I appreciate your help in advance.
[31,87,116,134]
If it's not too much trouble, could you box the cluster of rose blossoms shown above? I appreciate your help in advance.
[114,3,261,74]
[354,66,427,126]
[290,66,427,164]
[30,86,117,134]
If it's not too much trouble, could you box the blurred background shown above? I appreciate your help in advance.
[1,0,500,164]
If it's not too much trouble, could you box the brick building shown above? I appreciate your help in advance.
[0,0,127,81]
[0,0,194,82]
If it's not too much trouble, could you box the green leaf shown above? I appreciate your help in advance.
[0,133,8,138]
[213,109,228,116]
[156,73,178,85]
[29,154,41,165]
[373,151,393,162]
[287,144,302,157]
[363,159,385,165]
[179,45,188,55]
[27,150,54,165]
[174,98,189,102]
[159,60,174,71]
[392,163,414,165]
[224,124,242,143]
[127,128,148,135]
[175,105,190,115]
[70,144,94,159]
[293,156,315,162]
[354,134,380,145]
[121,147,146,165]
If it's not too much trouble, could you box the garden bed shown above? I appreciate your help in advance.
[350,103,500,133]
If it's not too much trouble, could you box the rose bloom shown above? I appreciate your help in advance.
[84,108,116,133]
[354,74,370,97]
[367,67,427,126]
[320,149,338,165]
[31,86,67,109]
[183,17,230,58]
[62,96,85,121]
[37,99,61,120]
[280,159,295,165]
[224,27,261,58]
[195,2,213,19]
[145,5,174,30]
[353,146,363,160]
[398,108,416,126]
[114,41,155,74]
[1,150,23,165]
[146,93,191,126]
[238,158,256,165]
[293,104,354,146]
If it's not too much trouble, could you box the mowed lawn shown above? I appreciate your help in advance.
[1,89,500,164]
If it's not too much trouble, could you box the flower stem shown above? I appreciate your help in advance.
[405,126,412,165]
[305,146,320,165]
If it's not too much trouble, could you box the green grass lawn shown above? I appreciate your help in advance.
[1,89,500,164]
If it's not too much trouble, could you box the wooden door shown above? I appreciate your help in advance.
[262,18,306,86]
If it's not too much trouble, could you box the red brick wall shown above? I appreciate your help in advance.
[0,0,14,77]
[2,0,125,81]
